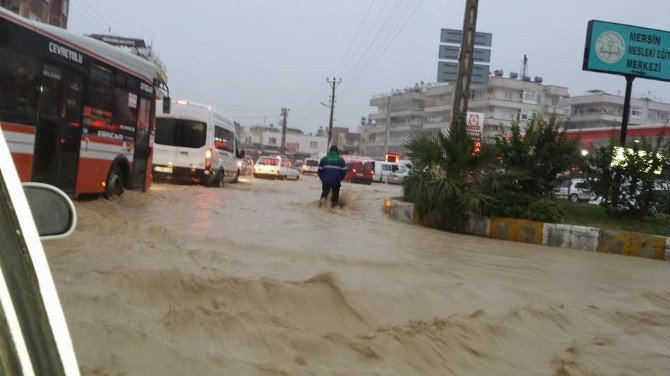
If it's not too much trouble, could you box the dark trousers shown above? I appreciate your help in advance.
[321,183,341,204]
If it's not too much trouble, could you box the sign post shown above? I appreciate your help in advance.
[583,20,670,145]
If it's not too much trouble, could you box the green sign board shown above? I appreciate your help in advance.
[583,20,670,82]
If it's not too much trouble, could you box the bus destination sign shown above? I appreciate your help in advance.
[583,20,670,82]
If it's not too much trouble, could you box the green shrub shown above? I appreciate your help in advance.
[528,199,563,223]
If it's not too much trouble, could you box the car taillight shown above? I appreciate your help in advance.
[205,148,212,170]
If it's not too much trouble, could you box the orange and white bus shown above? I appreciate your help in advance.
[0,7,165,198]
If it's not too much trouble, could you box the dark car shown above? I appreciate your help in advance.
[344,161,373,185]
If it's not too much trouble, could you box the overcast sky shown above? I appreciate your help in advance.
[69,0,670,134]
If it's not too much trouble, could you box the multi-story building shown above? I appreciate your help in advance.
[331,126,361,155]
[361,75,569,158]
[239,125,327,162]
[560,90,670,130]
[1,0,68,28]
[361,86,427,157]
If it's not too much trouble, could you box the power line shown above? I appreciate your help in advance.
[338,0,400,81]
[341,0,424,96]
[342,0,420,93]
[230,114,278,120]
[332,0,377,76]
[75,0,113,32]
[70,0,106,33]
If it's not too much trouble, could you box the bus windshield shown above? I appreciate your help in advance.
[155,118,207,148]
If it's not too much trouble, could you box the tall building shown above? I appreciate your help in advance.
[1,0,68,28]
[361,75,569,158]
[560,90,670,130]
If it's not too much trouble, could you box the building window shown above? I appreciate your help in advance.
[269,137,277,145]
[310,141,318,149]
[504,91,514,101]
[631,107,643,118]
[520,109,534,121]
[522,90,538,104]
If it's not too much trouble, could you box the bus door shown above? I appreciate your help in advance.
[32,64,82,194]
[129,97,151,189]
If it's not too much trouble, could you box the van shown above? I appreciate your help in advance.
[301,158,319,174]
[371,161,401,183]
[153,100,243,187]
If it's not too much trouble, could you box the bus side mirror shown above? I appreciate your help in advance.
[162,97,171,114]
[23,183,77,240]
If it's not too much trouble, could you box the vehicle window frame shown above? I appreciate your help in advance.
[0,131,79,374]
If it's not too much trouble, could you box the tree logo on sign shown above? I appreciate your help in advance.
[596,31,625,64]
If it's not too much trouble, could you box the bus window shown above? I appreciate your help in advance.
[85,65,113,131]
[112,87,138,142]
[0,49,38,125]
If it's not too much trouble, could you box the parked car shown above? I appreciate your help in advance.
[343,161,373,184]
[301,158,319,174]
[387,166,410,184]
[253,155,300,180]
[553,178,596,202]
[370,161,401,183]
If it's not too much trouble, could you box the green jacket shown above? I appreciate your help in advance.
[318,152,347,185]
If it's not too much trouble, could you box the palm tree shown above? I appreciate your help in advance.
[402,122,502,231]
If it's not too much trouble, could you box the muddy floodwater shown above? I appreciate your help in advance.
[45,175,670,375]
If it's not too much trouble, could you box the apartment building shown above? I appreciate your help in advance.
[361,75,569,158]
[331,126,361,155]
[560,90,670,130]
[1,0,68,28]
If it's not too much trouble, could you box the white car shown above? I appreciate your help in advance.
[301,158,319,174]
[553,178,596,202]
[253,156,300,180]
[387,166,410,184]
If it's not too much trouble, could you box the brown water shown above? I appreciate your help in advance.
[45,175,670,375]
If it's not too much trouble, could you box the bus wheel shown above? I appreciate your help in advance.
[104,165,125,199]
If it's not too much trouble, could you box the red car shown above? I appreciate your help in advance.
[344,161,373,185]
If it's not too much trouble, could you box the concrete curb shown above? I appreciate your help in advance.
[386,198,669,262]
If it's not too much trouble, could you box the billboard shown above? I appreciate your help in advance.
[465,112,485,139]
[437,28,492,85]
[583,20,670,82]
[437,62,490,86]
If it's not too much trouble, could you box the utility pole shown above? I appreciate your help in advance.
[383,94,391,155]
[280,107,289,154]
[326,77,342,152]
[450,0,479,130]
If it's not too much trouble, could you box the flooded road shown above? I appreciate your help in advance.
[45,175,670,375]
